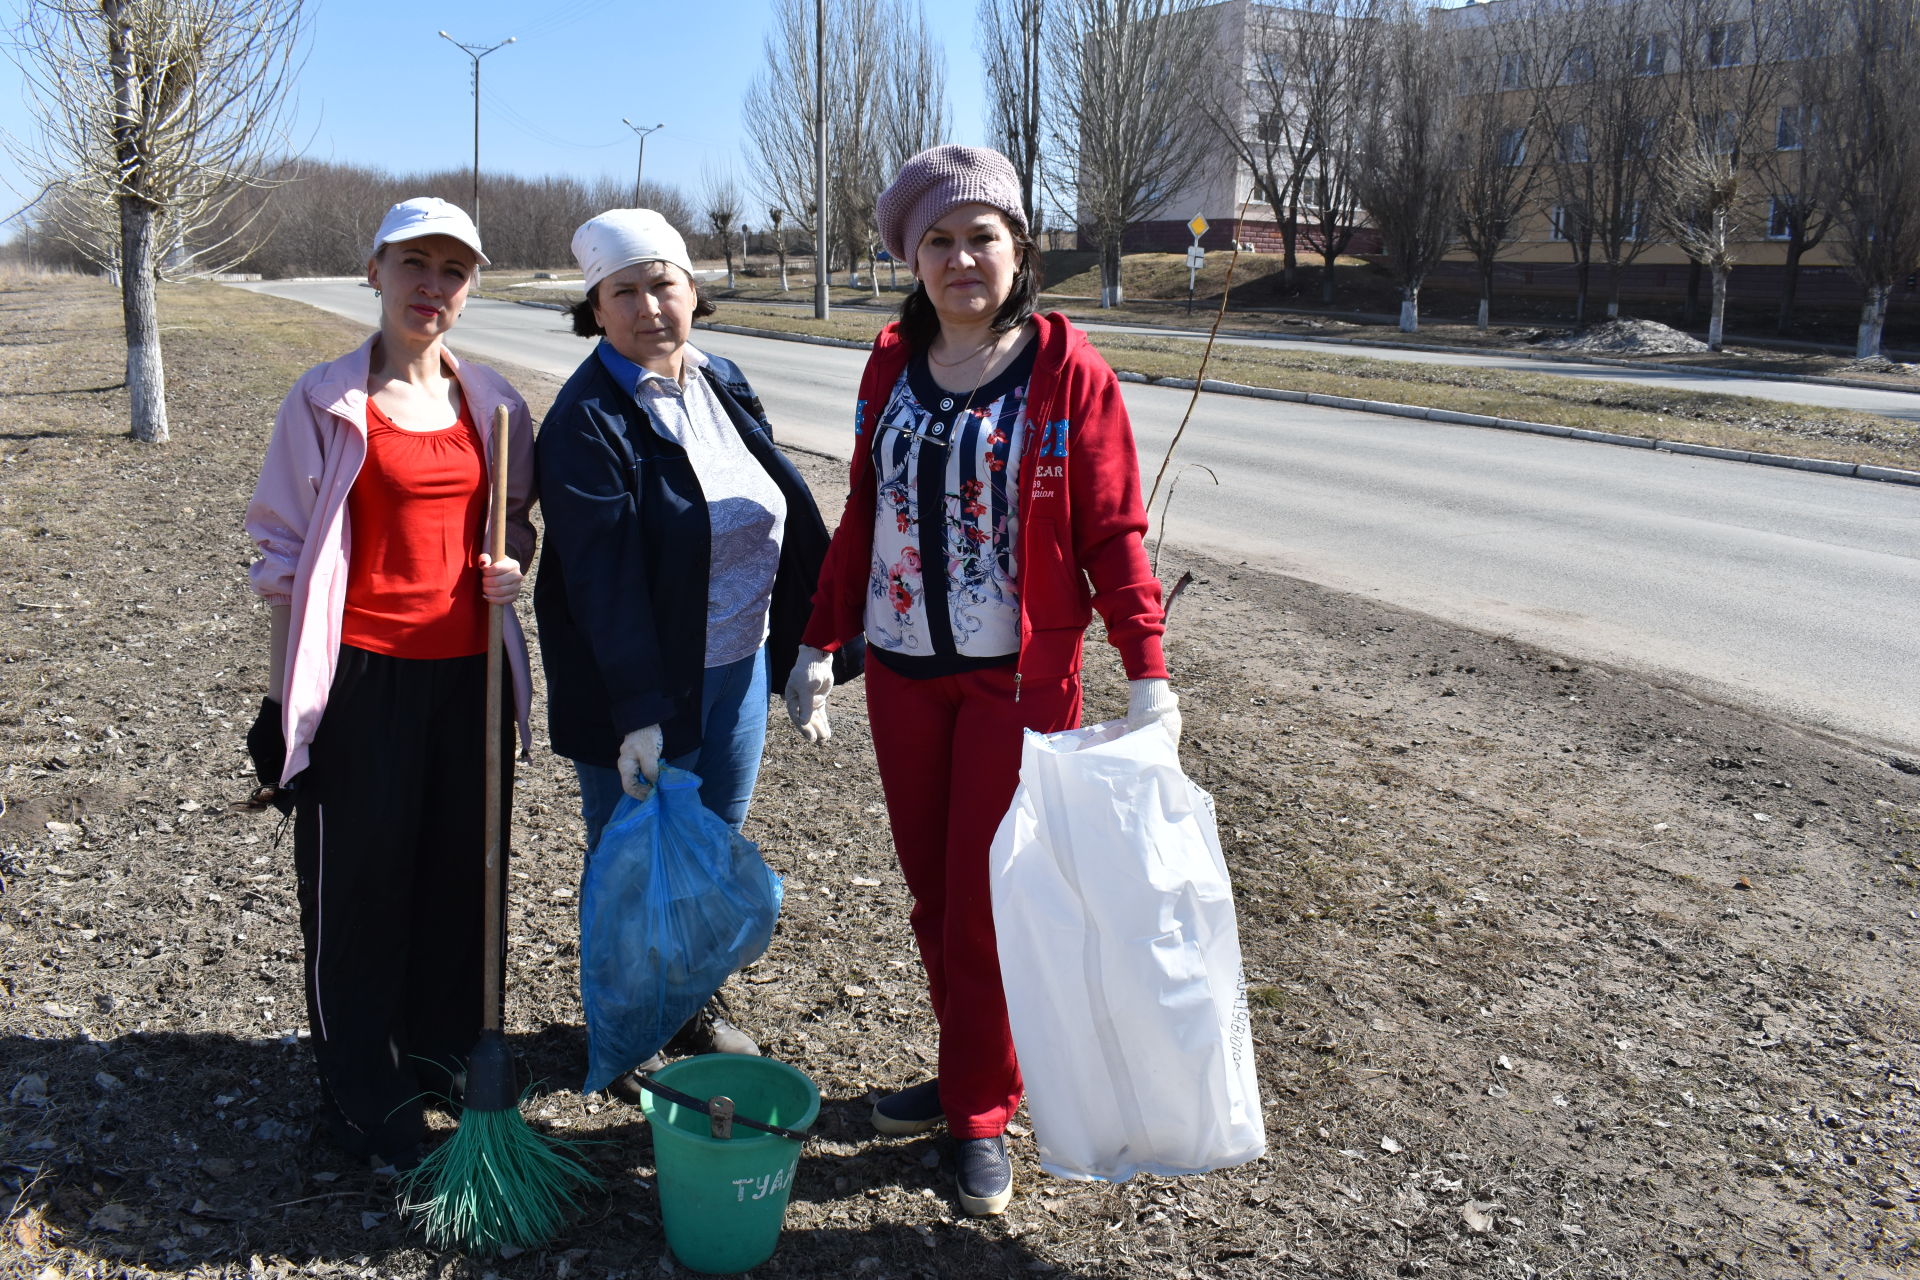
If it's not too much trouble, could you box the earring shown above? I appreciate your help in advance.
[373,288,382,297]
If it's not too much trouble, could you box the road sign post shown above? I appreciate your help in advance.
[1185,214,1209,315]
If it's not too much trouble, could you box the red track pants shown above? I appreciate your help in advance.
[864,658,1082,1138]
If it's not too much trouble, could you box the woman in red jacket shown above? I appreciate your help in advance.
[782,145,1182,1216]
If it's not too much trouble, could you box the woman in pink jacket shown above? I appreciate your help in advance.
[781,146,1182,1216]
[243,198,536,1174]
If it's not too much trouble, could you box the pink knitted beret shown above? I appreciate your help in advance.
[875,144,1029,267]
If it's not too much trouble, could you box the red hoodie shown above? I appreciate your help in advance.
[801,311,1168,689]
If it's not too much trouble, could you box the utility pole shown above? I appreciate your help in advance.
[621,119,664,206]
[438,31,516,229]
[813,0,829,319]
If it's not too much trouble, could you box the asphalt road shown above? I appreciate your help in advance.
[236,279,1920,753]
[688,294,1920,424]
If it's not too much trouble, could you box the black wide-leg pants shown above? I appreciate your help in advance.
[291,644,510,1158]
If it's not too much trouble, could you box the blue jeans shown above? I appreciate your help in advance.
[575,647,769,854]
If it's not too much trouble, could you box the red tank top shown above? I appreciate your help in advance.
[340,396,489,659]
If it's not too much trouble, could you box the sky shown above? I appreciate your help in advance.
[0,0,993,230]
[0,0,1461,235]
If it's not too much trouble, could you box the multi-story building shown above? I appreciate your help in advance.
[1427,0,1893,318]
[1106,0,1912,321]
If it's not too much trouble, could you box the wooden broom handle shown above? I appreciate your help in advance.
[482,404,511,1031]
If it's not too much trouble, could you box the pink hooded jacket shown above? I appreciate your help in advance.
[245,336,537,786]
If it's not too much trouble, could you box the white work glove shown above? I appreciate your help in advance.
[783,645,835,742]
[1125,678,1182,745]
[616,724,664,800]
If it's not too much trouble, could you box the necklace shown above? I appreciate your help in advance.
[894,334,1007,451]
[928,332,1000,368]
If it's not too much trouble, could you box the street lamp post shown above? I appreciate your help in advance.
[813,0,829,319]
[620,119,664,207]
[438,31,516,229]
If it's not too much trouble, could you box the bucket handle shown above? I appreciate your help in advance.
[632,1073,813,1143]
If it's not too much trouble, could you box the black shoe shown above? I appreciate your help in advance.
[955,1134,1013,1216]
[871,1079,945,1137]
[668,994,760,1057]
[370,1142,424,1181]
[606,1052,668,1105]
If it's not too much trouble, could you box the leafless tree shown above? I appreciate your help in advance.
[9,0,306,443]
[1655,0,1788,350]
[768,205,790,290]
[1534,0,1669,322]
[1215,0,1378,301]
[1756,0,1837,334]
[1816,0,1920,357]
[883,0,949,177]
[744,0,906,285]
[1353,1,1459,333]
[702,165,743,289]
[217,163,688,277]
[1296,0,1379,305]
[978,0,1045,233]
[1449,0,1556,329]
[743,0,838,273]
[1046,0,1216,306]
[1210,0,1362,293]
[878,0,948,287]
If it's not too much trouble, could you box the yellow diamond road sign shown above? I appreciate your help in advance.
[1187,214,1209,239]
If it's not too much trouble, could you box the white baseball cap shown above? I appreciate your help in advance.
[571,208,693,293]
[370,197,490,266]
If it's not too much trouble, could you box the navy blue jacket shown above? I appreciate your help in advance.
[533,348,857,766]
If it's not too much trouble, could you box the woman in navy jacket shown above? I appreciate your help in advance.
[533,209,850,1085]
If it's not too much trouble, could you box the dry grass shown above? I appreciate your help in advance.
[699,302,1920,470]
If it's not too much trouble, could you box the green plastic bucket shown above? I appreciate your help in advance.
[640,1054,820,1275]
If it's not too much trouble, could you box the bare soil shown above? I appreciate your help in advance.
[3,274,1918,1280]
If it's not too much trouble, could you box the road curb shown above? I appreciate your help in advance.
[702,321,873,351]
[683,316,1920,489]
[1156,324,1920,399]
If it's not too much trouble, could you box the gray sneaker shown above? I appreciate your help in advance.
[955,1134,1013,1216]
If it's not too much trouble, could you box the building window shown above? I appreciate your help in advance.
[1633,33,1668,76]
[1696,110,1739,154]
[1557,123,1590,164]
[1768,197,1794,240]
[1782,24,1829,60]
[1498,127,1527,167]
[1550,205,1586,242]
[1257,110,1285,146]
[1563,46,1596,84]
[1775,104,1815,150]
[1622,200,1648,242]
[1707,22,1745,68]
[1499,53,1526,90]
[1634,116,1662,158]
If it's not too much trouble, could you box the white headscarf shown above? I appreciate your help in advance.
[570,209,694,292]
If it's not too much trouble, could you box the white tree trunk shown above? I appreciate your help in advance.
[1399,288,1419,334]
[1476,296,1490,330]
[121,197,168,444]
[1857,286,1890,359]
[1708,268,1728,352]
[1101,237,1123,308]
[779,258,789,291]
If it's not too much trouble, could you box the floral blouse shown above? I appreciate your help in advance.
[864,342,1036,677]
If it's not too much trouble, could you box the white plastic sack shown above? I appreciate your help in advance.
[989,719,1265,1182]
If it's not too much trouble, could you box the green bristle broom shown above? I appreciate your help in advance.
[399,405,598,1253]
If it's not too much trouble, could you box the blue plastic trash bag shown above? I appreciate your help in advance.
[578,765,784,1094]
